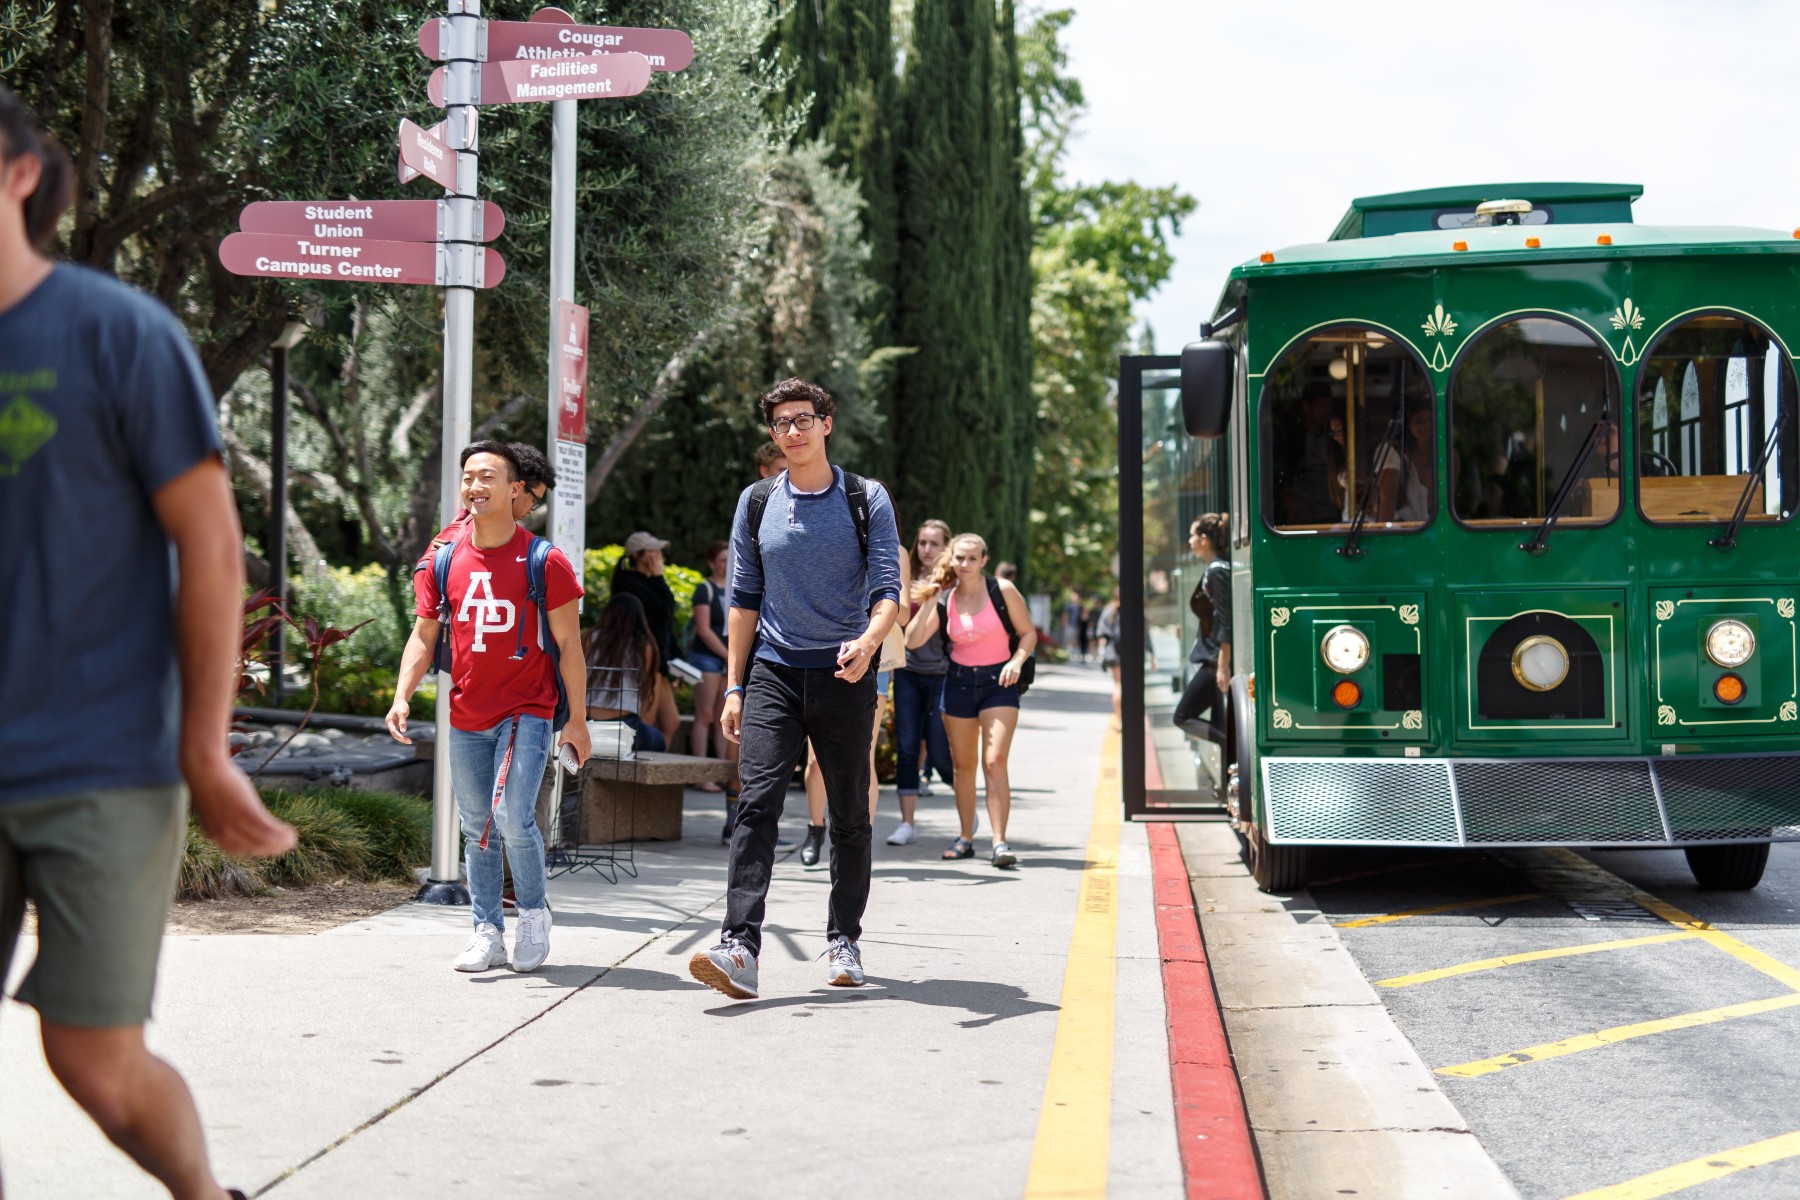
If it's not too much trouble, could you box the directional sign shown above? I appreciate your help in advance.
[219,233,506,288]
[427,52,652,107]
[415,16,692,72]
[398,118,461,191]
[239,199,505,243]
[551,300,589,569]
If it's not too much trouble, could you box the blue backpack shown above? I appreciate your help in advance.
[429,534,570,731]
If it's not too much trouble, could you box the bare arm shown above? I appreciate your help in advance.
[385,614,441,744]
[836,599,900,683]
[997,579,1038,688]
[905,591,941,649]
[696,584,728,658]
[151,457,297,857]
[549,599,590,762]
[719,605,762,744]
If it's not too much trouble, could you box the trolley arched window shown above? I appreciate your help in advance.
[1450,316,1619,528]
[1261,325,1436,534]
[1636,314,1797,526]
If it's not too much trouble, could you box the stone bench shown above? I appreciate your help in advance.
[577,751,733,842]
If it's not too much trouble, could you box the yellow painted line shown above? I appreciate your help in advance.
[1561,1128,1800,1200]
[1629,890,1800,992]
[1378,931,1700,989]
[1335,892,1545,928]
[1024,728,1121,1200]
[1436,992,1800,1079]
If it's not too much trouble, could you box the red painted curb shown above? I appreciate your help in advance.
[1147,822,1264,1200]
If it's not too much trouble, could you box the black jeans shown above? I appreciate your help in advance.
[1173,660,1224,743]
[723,659,878,956]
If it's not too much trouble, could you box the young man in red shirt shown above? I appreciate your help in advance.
[386,441,589,973]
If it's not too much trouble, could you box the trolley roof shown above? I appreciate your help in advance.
[1329,182,1643,240]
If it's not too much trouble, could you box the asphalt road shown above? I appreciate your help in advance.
[1308,840,1800,1199]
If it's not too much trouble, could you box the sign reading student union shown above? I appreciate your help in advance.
[427,52,653,107]
[219,233,506,288]
[239,200,505,243]
[416,18,693,72]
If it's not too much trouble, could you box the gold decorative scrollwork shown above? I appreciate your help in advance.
[1609,299,1646,366]
[1782,701,1798,723]
[1399,605,1420,626]
[1779,598,1796,619]
[1272,708,1294,730]
[1658,704,1678,726]
[1402,709,1423,730]
[1269,607,1291,628]
[1655,600,1675,622]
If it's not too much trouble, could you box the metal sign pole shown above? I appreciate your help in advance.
[422,0,483,905]
[546,96,575,502]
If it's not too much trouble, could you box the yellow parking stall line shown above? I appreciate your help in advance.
[1023,729,1121,1200]
[1629,891,1800,992]
[1378,931,1699,989]
[1335,892,1545,929]
[1561,1128,1800,1200]
[1436,992,1800,1079]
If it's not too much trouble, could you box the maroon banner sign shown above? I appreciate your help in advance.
[415,16,692,72]
[555,300,589,443]
[428,52,652,107]
[219,233,506,288]
[398,118,460,191]
[239,200,505,243]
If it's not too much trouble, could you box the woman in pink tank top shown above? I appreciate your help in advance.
[904,533,1037,867]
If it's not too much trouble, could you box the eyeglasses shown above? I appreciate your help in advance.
[769,413,823,436]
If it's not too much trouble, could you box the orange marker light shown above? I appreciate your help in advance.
[1525,237,1541,249]
[1452,240,1468,251]
[1259,251,1275,264]
[1792,228,1800,239]
[1331,680,1361,709]
[1715,674,1746,704]
[1597,234,1614,246]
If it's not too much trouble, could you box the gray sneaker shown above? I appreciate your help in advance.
[824,936,864,987]
[690,939,759,999]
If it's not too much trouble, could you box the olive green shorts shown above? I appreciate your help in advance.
[0,784,186,1028]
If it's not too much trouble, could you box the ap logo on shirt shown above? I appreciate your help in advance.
[458,572,515,651]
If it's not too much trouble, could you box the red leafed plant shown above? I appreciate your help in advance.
[236,589,373,777]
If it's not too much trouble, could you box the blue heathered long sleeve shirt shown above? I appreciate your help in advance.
[728,466,902,669]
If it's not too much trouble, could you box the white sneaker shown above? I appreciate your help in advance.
[886,821,917,846]
[918,779,934,797]
[453,922,507,972]
[511,906,553,972]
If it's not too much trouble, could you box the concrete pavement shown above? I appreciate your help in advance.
[0,665,1185,1199]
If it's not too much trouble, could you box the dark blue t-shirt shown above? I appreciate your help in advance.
[0,264,221,804]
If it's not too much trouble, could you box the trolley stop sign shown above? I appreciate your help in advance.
[220,233,506,288]
[427,52,652,107]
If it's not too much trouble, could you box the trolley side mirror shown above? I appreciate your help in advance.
[1180,340,1232,439]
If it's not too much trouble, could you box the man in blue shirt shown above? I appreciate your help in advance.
[0,85,294,1200]
[689,378,901,999]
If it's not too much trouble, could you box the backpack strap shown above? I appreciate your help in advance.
[841,470,870,559]
[935,591,954,660]
[986,575,1020,655]
[526,536,570,731]
[430,538,458,676]
[745,474,780,578]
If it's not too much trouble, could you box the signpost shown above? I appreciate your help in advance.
[239,198,505,243]
[398,118,463,191]
[426,52,652,107]
[551,301,589,574]
[219,233,504,287]
[417,16,694,71]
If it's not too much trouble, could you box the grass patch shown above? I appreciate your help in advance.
[178,788,432,901]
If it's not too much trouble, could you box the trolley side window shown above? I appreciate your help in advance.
[1636,314,1798,526]
[1450,316,1619,528]
[1261,325,1436,535]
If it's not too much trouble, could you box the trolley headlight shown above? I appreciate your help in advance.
[1511,635,1569,692]
[1705,620,1755,668]
[1320,625,1371,675]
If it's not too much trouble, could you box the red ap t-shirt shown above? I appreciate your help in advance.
[413,525,583,732]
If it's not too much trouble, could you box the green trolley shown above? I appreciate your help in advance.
[1119,183,1800,892]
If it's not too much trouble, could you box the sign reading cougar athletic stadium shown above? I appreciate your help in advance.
[416,16,693,72]
[219,233,505,288]
[426,52,653,107]
[238,200,505,243]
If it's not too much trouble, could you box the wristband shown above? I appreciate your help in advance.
[725,685,745,699]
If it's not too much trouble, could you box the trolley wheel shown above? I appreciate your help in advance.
[1684,842,1770,891]
[1246,820,1310,893]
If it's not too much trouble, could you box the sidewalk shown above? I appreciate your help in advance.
[0,666,1186,1200]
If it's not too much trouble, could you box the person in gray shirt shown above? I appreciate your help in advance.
[689,378,901,1000]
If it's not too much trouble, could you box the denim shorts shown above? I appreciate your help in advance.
[875,669,892,697]
[688,650,727,675]
[942,662,1020,718]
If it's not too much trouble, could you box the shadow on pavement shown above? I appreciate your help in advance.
[703,977,1059,1027]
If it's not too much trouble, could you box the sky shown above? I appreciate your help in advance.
[1056,0,1800,353]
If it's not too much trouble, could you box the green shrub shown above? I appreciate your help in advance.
[302,787,432,879]
[176,787,429,900]
[178,822,263,901]
[281,565,426,717]
[260,793,373,886]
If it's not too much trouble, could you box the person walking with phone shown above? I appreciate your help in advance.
[386,441,589,975]
[906,534,1036,868]
[0,84,297,1200]
[689,378,901,1000]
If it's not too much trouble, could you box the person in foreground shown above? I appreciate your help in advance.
[0,84,297,1200]
[387,441,589,974]
[691,378,902,999]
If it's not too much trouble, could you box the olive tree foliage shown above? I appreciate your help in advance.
[1020,8,1194,599]
[4,0,787,583]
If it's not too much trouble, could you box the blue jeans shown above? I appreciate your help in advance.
[449,714,553,929]
[893,668,953,795]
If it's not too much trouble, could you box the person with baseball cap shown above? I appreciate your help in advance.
[611,530,680,674]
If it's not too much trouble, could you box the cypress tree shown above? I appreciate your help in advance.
[992,0,1035,568]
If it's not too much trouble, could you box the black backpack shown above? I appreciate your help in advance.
[744,469,872,570]
[937,576,1036,695]
[429,534,570,731]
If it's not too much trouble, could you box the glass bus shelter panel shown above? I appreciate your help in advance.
[1138,370,1228,806]
[1636,314,1798,526]
[1263,325,1436,534]
[1451,316,1620,528]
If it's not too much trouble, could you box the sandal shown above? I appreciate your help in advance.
[697,782,723,793]
[991,842,1018,869]
[942,837,974,860]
